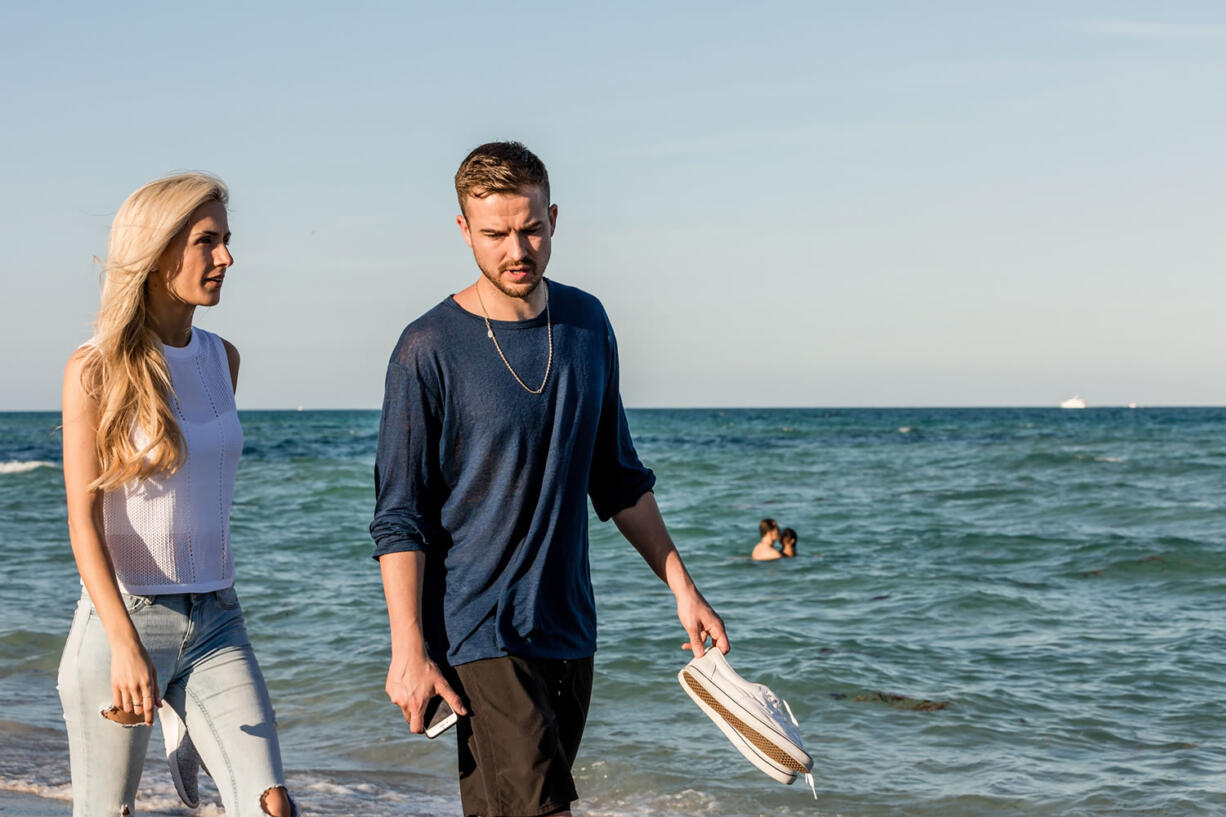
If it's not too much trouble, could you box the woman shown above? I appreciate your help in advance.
[58,173,295,816]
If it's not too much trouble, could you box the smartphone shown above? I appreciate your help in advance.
[423,696,458,739]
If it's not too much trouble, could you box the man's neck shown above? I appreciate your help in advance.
[455,278,548,321]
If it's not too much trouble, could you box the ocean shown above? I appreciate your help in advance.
[1,408,1224,816]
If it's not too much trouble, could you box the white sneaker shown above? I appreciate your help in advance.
[158,703,206,808]
[679,649,815,794]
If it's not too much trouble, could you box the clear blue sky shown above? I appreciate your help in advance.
[4,1,1224,409]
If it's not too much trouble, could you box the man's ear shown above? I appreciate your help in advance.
[457,213,474,248]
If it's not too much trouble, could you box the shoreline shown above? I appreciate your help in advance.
[0,789,71,817]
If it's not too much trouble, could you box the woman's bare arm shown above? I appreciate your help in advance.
[61,349,159,725]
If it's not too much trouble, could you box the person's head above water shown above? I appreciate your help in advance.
[759,518,779,539]
[780,528,798,557]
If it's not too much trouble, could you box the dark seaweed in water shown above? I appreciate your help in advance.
[851,691,952,711]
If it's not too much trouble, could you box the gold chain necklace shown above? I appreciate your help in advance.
[475,280,553,395]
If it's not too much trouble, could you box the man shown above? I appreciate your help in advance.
[370,141,729,817]
[750,518,783,561]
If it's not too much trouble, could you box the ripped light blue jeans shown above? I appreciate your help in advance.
[58,586,291,816]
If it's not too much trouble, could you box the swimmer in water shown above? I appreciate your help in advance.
[751,518,783,561]
[780,528,798,558]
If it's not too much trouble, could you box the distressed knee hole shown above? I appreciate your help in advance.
[99,706,146,727]
[121,806,130,816]
[259,785,294,817]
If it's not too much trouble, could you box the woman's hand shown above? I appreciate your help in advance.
[108,639,159,726]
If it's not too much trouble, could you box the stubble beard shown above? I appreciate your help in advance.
[481,263,543,300]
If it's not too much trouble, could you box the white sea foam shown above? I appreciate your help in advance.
[0,779,72,801]
[0,770,457,817]
[0,460,58,474]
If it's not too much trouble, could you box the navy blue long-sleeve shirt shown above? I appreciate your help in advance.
[370,280,655,667]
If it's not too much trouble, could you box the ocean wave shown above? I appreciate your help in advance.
[0,780,72,802]
[0,775,225,817]
[0,460,58,474]
[0,767,459,817]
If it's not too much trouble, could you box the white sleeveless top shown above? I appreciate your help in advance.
[101,327,243,594]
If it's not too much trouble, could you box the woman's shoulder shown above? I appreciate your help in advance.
[191,325,222,346]
[63,343,100,408]
[221,338,239,384]
[64,339,99,378]
[191,328,240,388]
[69,335,99,356]
[189,327,237,358]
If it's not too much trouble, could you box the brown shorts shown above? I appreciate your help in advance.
[449,654,594,817]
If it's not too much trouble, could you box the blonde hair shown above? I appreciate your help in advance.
[83,172,229,492]
[454,141,549,216]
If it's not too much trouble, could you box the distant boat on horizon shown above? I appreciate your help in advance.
[1060,395,1088,409]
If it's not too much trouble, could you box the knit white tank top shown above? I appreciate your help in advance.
[101,327,242,594]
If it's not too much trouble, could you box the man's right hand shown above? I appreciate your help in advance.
[385,654,467,732]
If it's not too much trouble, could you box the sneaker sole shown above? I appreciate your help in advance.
[679,657,812,784]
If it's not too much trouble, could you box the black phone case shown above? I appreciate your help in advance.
[423,696,456,737]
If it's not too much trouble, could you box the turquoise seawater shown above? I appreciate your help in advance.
[1,408,1224,816]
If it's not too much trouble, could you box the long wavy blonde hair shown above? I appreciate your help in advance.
[84,173,229,492]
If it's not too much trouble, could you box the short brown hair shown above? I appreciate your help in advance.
[455,141,550,215]
[759,518,779,536]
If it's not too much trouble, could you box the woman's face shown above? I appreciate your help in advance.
[155,199,232,307]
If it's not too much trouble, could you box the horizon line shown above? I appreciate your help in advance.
[3,404,1225,414]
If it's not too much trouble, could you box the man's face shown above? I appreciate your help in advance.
[457,186,557,300]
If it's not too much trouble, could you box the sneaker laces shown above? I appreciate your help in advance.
[781,698,818,800]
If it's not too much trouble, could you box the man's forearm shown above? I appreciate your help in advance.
[612,491,697,594]
[613,490,730,655]
[379,550,430,660]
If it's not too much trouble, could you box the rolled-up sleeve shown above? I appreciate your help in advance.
[370,350,444,559]
[588,319,655,521]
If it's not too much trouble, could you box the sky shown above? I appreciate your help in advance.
[3,1,1224,409]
